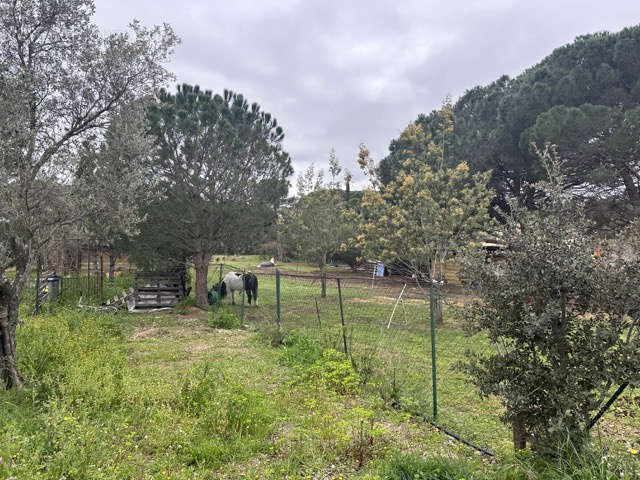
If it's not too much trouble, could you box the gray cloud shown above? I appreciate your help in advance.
[94,0,640,191]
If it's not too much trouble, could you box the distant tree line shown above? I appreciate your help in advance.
[380,26,640,226]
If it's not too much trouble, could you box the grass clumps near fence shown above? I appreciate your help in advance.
[207,309,242,329]
[172,295,196,315]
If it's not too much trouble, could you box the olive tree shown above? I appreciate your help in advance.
[462,146,640,451]
[0,0,178,389]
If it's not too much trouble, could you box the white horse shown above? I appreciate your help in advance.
[216,271,259,306]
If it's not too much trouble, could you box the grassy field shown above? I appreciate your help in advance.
[1,259,638,479]
[209,254,354,275]
[206,265,640,457]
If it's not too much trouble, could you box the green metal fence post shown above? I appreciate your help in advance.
[337,277,348,355]
[430,280,437,418]
[276,269,281,328]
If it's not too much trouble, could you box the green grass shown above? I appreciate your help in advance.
[210,254,354,274]
[2,260,638,479]
[201,268,638,458]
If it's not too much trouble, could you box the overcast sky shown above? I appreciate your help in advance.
[94,0,640,191]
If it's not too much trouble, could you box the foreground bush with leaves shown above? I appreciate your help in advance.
[462,149,640,451]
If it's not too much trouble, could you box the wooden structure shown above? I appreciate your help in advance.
[134,272,183,308]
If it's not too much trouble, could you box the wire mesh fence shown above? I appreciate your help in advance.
[210,265,509,453]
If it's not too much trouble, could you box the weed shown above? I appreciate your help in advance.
[173,295,195,315]
[295,349,361,395]
[258,324,287,347]
[280,330,322,367]
[180,363,273,439]
[350,343,381,386]
[343,407,386,469]
[207,309,241,329]
[380,452,480,480]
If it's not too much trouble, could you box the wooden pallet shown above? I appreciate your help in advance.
[134,272,183,308]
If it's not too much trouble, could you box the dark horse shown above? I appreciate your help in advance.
[213,272,259,306]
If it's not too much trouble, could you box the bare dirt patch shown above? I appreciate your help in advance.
[131,327,170,339]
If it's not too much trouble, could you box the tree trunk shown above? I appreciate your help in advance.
[621,168,640,208]
[0,295,24,390]
[275,227,284,261]
[108,253,117,284]
[512,413,527,451]
[194,251,212,308]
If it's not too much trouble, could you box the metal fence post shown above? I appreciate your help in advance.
[34,258,41,315]
[337,276,348,355]
[86,244,91,301]
[240,270,245,322]
[430,280,437,418]
[314,298,321,328]
[99,249,104,304]
[276,269,281,328]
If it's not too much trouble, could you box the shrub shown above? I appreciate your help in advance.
[296,349,361,395]
[279,330,322,367]
[342,407,386,469]
[350,343,380,386]
[207,310,241,329]
[461,151,640,451]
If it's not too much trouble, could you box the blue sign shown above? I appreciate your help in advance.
[375,262,385,277]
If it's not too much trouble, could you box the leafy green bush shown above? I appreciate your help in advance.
[279,330,322,367]
[295,348,361,395]
[461,153,640,451]
[207,310,241,329]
